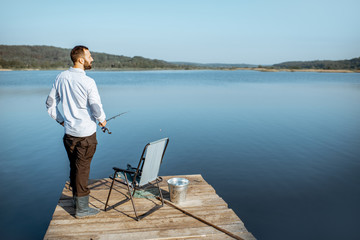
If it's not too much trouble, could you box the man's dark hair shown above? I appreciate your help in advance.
[70,45,89,63]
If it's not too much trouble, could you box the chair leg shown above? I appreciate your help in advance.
[124,173,139,220]
[156,180,164,207]
[104,171,117,211]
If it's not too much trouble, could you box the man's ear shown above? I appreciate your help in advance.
[78,58,84,64]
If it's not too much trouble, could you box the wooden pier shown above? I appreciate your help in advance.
[44,174,256,239]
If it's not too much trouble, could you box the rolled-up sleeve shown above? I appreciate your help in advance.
[46,84,64,124]
[88,80,106,123]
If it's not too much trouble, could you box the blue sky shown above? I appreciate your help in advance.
[1,0,359,64]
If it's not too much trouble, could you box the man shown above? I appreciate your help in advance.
[46,45,106,218]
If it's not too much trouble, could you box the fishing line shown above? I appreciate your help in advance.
[100,111,129,134]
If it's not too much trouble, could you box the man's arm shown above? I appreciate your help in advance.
[46,85,64,125]
[88,80,106,126]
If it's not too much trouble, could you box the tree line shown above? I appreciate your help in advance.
[0,45,199,70]
[273,57,360,70]
[1,45,359,70]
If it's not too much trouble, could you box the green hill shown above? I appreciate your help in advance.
[273,57,360,70]
[0,45,185,70]
[1,45,359,71]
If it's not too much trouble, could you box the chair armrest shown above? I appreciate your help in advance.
[113,167,136,174]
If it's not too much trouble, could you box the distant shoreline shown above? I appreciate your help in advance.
[231,67,360,73]
[0,68,359,73]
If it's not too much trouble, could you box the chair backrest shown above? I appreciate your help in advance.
[138,138,169,186]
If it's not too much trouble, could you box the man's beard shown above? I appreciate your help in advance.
[84,60,92,70]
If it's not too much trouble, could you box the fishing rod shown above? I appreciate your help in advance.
[100,111,128,134]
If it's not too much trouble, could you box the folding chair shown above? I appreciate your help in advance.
[104,138,169,220]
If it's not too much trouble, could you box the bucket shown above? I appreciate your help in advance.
[167,178,189,204]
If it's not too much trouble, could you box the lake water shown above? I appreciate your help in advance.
[0,70,359,240]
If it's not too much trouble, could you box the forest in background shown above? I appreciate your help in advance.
[273,58,360,70]
[0,45,192,70]
[0,45,359,71]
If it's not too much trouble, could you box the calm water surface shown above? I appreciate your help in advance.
[0,70,359,240]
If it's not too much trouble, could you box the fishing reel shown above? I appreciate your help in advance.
[101,126,112,134]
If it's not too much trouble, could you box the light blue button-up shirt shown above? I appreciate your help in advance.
[46,67,106,137]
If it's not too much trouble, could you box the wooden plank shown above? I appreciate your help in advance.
[51,204,231,220]
[56,196,228,214]
[48,208,242,225]
[44,175,256,240]
[60,187,218,199]
[45,224,253,240]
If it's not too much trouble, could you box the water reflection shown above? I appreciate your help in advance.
[0,70,360,240]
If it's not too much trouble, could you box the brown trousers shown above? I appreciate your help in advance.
[63,133,98,197]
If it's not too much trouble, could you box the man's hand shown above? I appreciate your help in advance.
[99,120,111,134]
[99,120,107,127]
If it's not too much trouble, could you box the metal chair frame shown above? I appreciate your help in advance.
[104,138,169,221]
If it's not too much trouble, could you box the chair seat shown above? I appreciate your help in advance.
[113,171,141,185]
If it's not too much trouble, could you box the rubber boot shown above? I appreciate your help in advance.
[75,195,100,219]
